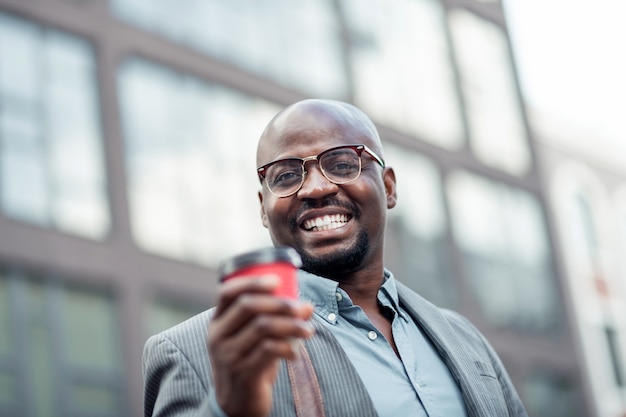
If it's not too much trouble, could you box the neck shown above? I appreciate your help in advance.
[336,264,385,309]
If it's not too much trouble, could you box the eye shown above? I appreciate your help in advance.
[322,151,359,178]
[267,161,303,189]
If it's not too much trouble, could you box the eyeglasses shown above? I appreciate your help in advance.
[257,144,385,197]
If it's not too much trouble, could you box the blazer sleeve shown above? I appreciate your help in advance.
[143,333,218,417]
[444,310,528,417]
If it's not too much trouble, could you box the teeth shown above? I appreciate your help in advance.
[303,214,349,231]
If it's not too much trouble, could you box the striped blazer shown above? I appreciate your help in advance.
[143,280,528,417]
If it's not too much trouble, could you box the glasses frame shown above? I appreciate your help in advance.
[257,144,385,197]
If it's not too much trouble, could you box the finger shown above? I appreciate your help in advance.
[230,338,299,377]
[213,294,310,340]
[214,275,280,317]
[217,315,314,363]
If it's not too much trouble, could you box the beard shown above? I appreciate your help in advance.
[298,229,370,280]
[286,196,369,280]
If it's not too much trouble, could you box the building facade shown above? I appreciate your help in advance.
[533,112,626,417]
[0,0,600,416]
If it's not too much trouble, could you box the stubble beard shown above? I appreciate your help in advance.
[285,196,369,280]
[297,229,370,280]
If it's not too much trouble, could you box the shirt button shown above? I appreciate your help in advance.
[327,313,337,322]
[335,292,342,302]
[367,331,378,341]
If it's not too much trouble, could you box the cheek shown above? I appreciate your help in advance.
[262,196,291,229]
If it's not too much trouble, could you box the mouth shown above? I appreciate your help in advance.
[301,213,351,232]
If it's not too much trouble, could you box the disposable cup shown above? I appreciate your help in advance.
[217,247,302,299]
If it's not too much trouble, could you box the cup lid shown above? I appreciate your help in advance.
[218,246,302,279]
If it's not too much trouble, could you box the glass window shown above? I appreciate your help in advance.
[604,326,625,387]
[448,9,531,176]
[0,271,11,357]
[560,182,609,300]
[146,298,205,337]
[523,370,583,417]
[61,287,121,371]
[384,144,457,308]
[0,12,109,239]
[447,170,561,332]
[118,58,276,266]
[0,270,126,416]
[0,270,14,411]
[572,192,600,260]
[615,185,626,299]
[111,0,347,99]
[0,372,15,406]
[344,0,464,149]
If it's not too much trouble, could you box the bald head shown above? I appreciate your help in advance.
[256,99,384,168]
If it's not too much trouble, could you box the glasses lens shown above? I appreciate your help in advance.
[320,147,361,183]
[265,159,303,196]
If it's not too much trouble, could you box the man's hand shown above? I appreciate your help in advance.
[207,275,315,417]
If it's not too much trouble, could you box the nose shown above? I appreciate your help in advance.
[296,164,338,199]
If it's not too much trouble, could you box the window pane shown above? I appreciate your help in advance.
[384,144,457,307]
[1,128,49,224]
[146,298,205,337]
[111,0,347,98]
[0,372,15,405]
[447,171,561,332]
[70,384,119,412]
[449,9,531,175]
[24,280,56,417]
[0,12,109,239]
[0,13,40,101]
[61,287,120,370]
[616,186,626,298]
[0,270,127,416]
[119,59,275,266]
[345,0,464,149]
[523,370,583,417]
[0,271,12,356]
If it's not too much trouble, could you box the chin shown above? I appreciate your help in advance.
[299,231,370,279]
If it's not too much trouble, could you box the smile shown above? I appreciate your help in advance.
[302,214,350,232]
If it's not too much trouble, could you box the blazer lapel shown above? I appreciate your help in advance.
[396,282,508,417]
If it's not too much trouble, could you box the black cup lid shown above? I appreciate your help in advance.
[218,247,302,279]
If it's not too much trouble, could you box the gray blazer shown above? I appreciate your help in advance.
[143,281,528,417]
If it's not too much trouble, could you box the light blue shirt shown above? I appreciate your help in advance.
[298,270,467,417]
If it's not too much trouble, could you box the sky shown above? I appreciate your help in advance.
[503,0,626,158]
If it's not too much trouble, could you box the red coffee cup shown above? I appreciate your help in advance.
[217,247,302,299]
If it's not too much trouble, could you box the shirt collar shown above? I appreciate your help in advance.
[297,268,408,324]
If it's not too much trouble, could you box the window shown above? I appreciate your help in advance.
[0,269,126,417]
[111,0,347,98]
[447,171,560,332]
[0,12,109,239]
[523,369,583,417]
[604,326,625,387]
[118,59,276,266]
[145,297,206,338]
[449,9,531,175]
[614,185,626,300]
[344,0,464,149]
[384,144,457,308]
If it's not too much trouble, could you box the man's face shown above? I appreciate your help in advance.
[257,101,396,280]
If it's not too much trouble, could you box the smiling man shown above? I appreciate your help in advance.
[143,99,528,417]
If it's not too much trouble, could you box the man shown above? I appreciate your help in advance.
[143,99,528,417]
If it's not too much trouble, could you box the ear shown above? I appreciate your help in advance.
[383,167,397,209]
[259,190,269,229]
